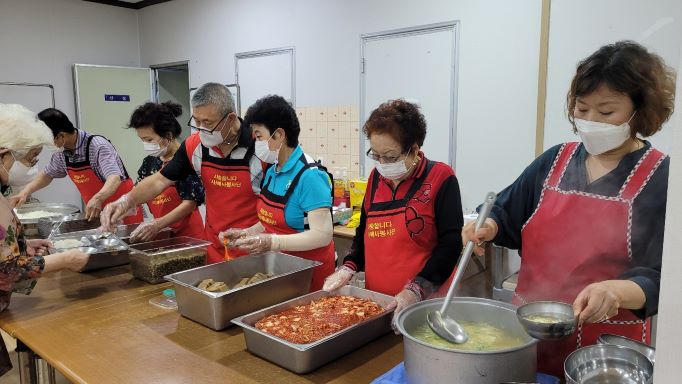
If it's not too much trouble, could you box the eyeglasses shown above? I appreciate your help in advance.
[366,148,405,163]
[187,113,228,134]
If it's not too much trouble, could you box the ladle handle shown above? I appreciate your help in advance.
[439,192,497,314]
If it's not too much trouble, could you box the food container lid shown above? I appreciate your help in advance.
[129,236,211,257]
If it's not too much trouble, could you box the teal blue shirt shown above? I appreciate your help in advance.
[262,145,332,232]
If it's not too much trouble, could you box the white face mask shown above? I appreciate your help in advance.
[575,112,635,155]
[9,161,39,190]
[375,150,415,180]
[255,131,282,164]
[143,140,168,157]
[2,152,38,190]
[198,118,229,148]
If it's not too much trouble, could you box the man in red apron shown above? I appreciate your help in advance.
[64,135,142,224]
[15,108,142,224]
[100,83,263,263]
[323,99,464,330]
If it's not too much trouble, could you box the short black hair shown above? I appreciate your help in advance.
[244,95,300,147]
[37,108,76,137]
[128,101,183,139]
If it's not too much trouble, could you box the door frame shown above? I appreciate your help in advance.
[235,46,296,107]
[72,63,154,131]
[150,60,191,103]
[359,21,460,175]
[0,82,56,108]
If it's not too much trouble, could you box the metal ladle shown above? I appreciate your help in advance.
[427,191,497,343]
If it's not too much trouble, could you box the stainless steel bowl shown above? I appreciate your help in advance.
[597,334,655,365]
[565,344,653,384]
[517,301,577,340]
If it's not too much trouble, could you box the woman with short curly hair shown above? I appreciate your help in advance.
[463,41,675,376]
[323,99,464,332]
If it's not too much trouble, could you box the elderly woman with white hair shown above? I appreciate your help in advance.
[0,104,89,376]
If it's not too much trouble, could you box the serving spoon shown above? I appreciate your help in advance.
[427,191,496,343]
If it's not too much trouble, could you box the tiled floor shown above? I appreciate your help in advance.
[0,331,70,384]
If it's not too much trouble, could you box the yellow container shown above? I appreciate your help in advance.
[349,179,368,209]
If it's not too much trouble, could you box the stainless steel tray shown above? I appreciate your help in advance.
[14,203,81,237]
[37,213,101,239]
[129,236,210,284]
[50,230,130,272]
[231,285,394,373]
[166,252,321,331]
[165,252,321,331]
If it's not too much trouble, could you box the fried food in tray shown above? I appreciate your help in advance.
[196,272,274,293]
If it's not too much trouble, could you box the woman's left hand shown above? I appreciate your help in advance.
[232,234,274,255]
[27,239,52,256]
[573,281,621,325]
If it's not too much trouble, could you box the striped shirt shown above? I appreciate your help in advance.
[44,130,128,182]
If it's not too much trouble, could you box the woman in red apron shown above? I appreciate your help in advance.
[126,102,205,242]
[225,95,335,291]
[323,99,464,329]
[463,41,674,377]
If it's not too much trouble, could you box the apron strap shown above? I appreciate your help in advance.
[546,142,580,188]
[283,154,313,201]
[619,148,666,201]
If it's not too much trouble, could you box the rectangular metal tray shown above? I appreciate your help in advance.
[231,285,394,373]
[14,203,81,237]
[37,214,101,239]
[129,236,211,284]
[50,230,130,272]
[165,252,321,331]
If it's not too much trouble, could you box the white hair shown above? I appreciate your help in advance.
[191,83,235,116]
[0,104,54,156]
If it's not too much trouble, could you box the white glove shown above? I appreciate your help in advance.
[219,228,251,245]
[130,220,161,243]
[322,265,355,292]
[100,194,138,231]
[232,234,275,255]
[388,288,422,334]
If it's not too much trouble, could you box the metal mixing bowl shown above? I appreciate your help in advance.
[517,301,577,340]
[565,344,653,384]
[597,334,655,365]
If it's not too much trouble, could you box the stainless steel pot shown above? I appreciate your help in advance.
[397,297,537,384]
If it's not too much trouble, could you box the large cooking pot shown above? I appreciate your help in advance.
[397,297,537,384]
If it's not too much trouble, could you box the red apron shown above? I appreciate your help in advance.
[256,155,335,291]
[65,135,142,225]
[364,161,445,296]
[147,164,204,239]
[513,142,664,377]
[198,143,259,263]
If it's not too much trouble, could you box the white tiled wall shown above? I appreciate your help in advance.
[298,106,362,179]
